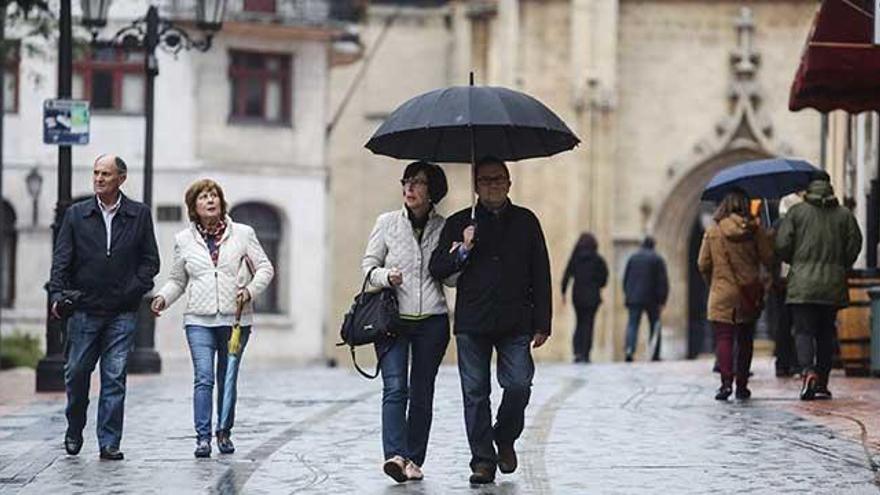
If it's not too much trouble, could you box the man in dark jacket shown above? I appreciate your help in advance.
[430,157,551,485]
[48,154,159,460]
[622,237,669,361]
[775,177,862,401]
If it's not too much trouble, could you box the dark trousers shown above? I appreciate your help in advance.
[375,315,449,466]
[712,321,755,388]
[625,305,661,360]
[791,304,838,378]
[572,305,598,362]
[64,311,137,449]
[768,288,797,373]
[456,333,534,471]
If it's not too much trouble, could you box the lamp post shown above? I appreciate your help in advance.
[80,0,226,373]
[25,168,43,226]
[36,0,74,392]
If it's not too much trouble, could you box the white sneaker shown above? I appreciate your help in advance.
[404,460,424,481]
[383,455,407,483]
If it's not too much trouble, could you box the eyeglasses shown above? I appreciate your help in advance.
[400,178,429,188]
[476,175,509,186]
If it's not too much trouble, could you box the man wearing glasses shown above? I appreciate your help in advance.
[430,156,551,485]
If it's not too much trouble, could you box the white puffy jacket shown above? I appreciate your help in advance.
[156,218,274,317]
[362,207,448,317]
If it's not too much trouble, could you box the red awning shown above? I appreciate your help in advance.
[789,0,880,113]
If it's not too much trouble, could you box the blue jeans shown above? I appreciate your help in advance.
[64,311,137,450]
[374,314,449,466]
[456,333,534,471]
[185,325,251,442]
[625,304,661,360]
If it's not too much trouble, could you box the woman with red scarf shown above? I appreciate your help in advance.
[151,179,274,458]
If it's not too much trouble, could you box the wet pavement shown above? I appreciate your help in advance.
[1,358,879,494]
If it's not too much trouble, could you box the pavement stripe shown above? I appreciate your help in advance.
[521,377,586,494]
[211,389,376,495]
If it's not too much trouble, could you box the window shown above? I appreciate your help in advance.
[1,201,16,308]
[2,41,19,113]
[73,46,145,113]
[243,0,275,13]
[228,50,291,124]
[230,203,282,313]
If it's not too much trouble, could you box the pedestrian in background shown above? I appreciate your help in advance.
[698,190,773,400]
[768,193,801,378]
[775,174,862,400]
[430,156,552,485]
[622,236,669,362]
[561,232,608,363]
[49,154,160,461]
[151,179,274,457]
[361,161,450,483]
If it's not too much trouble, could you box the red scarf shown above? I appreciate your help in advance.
[196,220,227,266]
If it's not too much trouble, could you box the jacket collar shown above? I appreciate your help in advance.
[398,204,440,222]
[189,215,234,244]
[82,192,136,218]
[474,198,512,220]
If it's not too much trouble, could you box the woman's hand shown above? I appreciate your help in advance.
[236,288,252,306]
[150,296,166,316]
[388,268,403,286]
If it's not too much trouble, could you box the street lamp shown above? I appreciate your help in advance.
[25,167,42,226]
[81,0,227,374]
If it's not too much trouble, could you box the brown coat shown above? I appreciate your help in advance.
[698,214,774,324]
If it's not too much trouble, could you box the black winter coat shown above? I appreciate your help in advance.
[48,194,160,314]
[623,247,669,307]
[429,201,552,336]
[562,248,608,308]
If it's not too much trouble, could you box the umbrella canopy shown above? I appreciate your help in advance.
[789,0,880,113]
[702,158,821,201]
[365,85,579,163]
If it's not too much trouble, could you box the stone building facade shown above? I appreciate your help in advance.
[327,0,878,364]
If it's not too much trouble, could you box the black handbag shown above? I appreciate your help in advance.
[338,267,401,378]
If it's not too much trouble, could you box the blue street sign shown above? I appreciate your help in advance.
[43,99,90,145]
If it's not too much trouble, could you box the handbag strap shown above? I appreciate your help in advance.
[350,343,393,379]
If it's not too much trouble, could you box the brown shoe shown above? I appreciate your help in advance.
[469,465,496,484]
[496,441,518,474]
[383,455,408,483]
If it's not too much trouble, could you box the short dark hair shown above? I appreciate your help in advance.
[403,161,448,204]
[642,236,655,249]
[114,156,128,176]
[474,156,509,179]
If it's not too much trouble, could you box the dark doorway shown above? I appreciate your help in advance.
[687,204,716,358]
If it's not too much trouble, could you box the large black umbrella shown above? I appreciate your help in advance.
[365,75,580,214]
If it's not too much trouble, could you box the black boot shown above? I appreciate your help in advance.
[800,371,818,401]
[715,384,732,401]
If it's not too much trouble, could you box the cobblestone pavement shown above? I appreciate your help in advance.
[1,358,879,494]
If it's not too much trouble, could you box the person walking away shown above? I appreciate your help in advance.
[698,190,773,400]
[561,232,608,363]
[430,156,552,485]
[49,154,160,460]
[775,175,862,400]
[151,179,274,457]
[362,161,451,483]
[622,237,669,361]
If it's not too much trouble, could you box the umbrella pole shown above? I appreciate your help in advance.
[470,71,476,220]
[763,199,771,227]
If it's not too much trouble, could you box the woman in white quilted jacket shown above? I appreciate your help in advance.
[363,161,451,483]
[150,179,274,458]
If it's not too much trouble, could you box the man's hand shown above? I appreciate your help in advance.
[532,332,549,348]
[150,296,166,316]
[462,225,476,251]
[388,268,403,286]
[50,301,61,320]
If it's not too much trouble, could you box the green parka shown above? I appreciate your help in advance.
[775,180,863,307]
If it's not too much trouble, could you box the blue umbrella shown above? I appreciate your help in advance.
[701,158,821,201]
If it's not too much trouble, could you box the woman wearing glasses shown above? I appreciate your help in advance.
[362,161,450,483]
